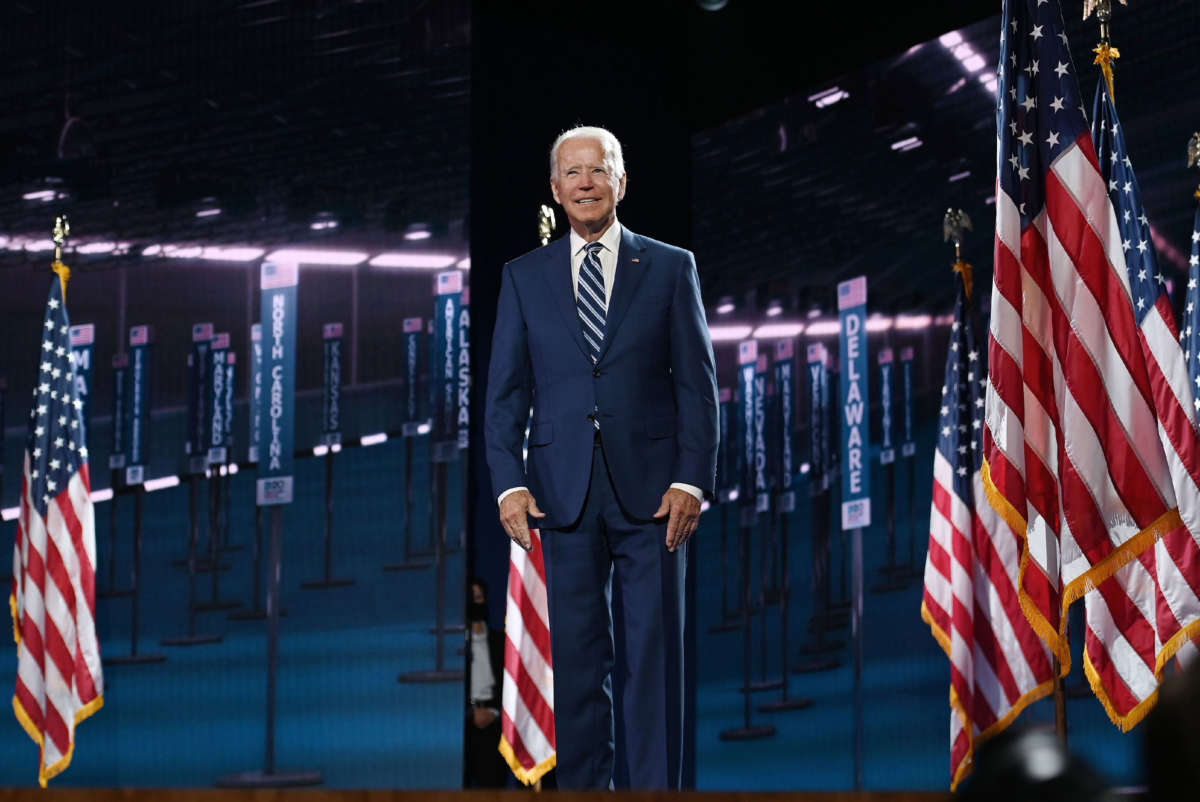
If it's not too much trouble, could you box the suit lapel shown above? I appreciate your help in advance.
[542,234,591,360]
[596,226,649,363]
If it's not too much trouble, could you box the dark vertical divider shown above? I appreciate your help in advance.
[468,0,693,785]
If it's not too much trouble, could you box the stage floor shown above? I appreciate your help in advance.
[0,790,953,802]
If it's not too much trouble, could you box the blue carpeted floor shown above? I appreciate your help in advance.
[0,407,1146,790]
[2,432,467,788]
[692,424,1145,790]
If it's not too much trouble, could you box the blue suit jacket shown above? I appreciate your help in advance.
[485,226,719,529]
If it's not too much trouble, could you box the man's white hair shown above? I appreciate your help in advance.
[549,126,626,178]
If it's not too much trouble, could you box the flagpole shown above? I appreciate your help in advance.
[1086,0,1122,101]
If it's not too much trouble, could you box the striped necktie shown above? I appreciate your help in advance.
[577,241,607,363]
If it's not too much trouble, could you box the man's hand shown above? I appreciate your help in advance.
[653,488,701,552]
[498,489,545,551]
[472,706,498,729]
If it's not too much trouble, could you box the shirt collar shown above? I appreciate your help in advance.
[570,219,622,259]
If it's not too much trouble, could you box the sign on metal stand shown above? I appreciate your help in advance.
[837,276,870,790]
[749,351,781,694]
[900,346,919,575]
[383,317,434,572]
[220,261,320,788]
[109,355,128,474]
[399,270,465,683]
[709,387,740,633]
[208,332,230,467]
[68,324,94,447]
[873,347,906,593]
[197,332,240,612]
[187,324,214,475]
[163,323,222,648]
[248,323,263,465]
[105,325,165,666]
[127,326,152,484]
[304,322,354,590]
[758,339,811,712]
[231,324,271,622]
[719,339,775,741]
[794,342,841,673]
[100,354,130,599]
[456,289,470,451]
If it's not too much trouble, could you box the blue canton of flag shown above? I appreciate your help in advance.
[1091,77,1175,329]
[1183,207,1200,406]
[27,279,89,513]
[937,281,984,506]
[996,0,1087,226]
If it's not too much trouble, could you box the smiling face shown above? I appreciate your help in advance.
[550,136,626,241]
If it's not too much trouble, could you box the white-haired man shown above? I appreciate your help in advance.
[485,126,718,789]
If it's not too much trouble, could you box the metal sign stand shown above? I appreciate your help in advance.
[302,447,355,589]
[794,483,842,674]
[98,466,133,600]
[905,460,920,578]
[230,505,289,622]
[851,525,864,790]
[382,424,434,572]
[719,505,776,742]
[398,441,465,684]
[218,468,239,553]
[218,507,322,789]
[162,472,222,647]
[195,466,241,613]
[220,259,319,787]
[707,490,741,634]
[759,490,812,713]
[104,484,166,665]
[871,460,907,594]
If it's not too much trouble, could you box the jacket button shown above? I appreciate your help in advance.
[592,368,601,377]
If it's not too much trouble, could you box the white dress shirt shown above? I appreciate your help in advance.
[497,219,703,506]
[469,628,497,710]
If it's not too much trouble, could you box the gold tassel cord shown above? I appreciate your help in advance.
[952,259,973,300]
[1093,43,1120,101]
[51,260,71,302]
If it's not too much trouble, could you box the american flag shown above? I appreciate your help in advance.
[498,530,555,785]
[10,271,103,786]
[921,269,1054,789]
[1079,71,1200,724]
[984,0,1200,736]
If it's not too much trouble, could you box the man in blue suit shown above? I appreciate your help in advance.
[485,126,718,789]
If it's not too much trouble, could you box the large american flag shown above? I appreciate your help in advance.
[11,271,103,786]
[1081,72,1200,725]
[498,530,555,785]
[984,0,1200,735]
[922,268,1054,789]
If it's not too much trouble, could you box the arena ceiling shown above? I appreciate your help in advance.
[691,1,1200,321]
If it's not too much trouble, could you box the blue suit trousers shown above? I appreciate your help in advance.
[542,440,687,790]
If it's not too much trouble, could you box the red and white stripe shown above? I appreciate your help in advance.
[11,455,103,787]
[498,529,555,785]
[985,134,1200,729]
[923,452,1055,788]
